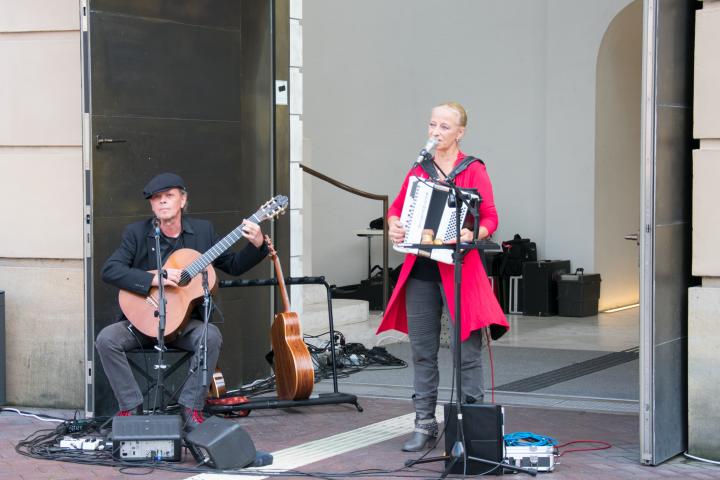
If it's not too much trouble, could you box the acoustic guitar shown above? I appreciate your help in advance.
[119,195,288,339]
[266,236,314,400]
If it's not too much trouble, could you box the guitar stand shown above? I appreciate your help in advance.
[207,276,363,414]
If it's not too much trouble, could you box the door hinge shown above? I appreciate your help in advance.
[84,206,92,257]
[80,0,88,32]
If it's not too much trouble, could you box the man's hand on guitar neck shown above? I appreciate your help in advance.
[151,268,183,288]
[241,219,264,248]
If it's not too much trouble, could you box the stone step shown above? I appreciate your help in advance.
[335,311,409,348]
[303,284,330,305]
[303,303,408,348]
[301,283,409,348]
[302,297,369,334]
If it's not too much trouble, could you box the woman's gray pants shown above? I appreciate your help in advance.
[406,277,484,420]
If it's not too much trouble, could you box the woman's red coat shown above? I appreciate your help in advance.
[376,152,509,341]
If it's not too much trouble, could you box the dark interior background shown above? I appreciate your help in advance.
[86,0,287,416]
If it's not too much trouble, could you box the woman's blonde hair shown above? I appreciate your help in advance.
[436,101,468,127]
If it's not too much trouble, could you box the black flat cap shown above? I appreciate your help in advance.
[142,172,186,198]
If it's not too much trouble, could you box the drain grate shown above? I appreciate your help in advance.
[495,346,639,393]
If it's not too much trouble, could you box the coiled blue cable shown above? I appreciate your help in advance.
[504,431,558,447]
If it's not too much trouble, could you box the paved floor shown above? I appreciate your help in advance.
[2,397,718,480]
[4,307,717,479]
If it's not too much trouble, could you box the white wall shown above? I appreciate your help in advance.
[304,0,548,287]
[544,0,634,272]
[304,0,636,303]
[0,0,84,407]
[594,0,642,310]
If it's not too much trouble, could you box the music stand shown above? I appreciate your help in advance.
[403,178,535,477]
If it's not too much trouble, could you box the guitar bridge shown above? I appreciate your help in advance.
[145,295,159,308]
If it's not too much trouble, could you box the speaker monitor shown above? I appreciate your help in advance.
[185,416,256,469]
[444,403,505,476]
[111,415,183,461]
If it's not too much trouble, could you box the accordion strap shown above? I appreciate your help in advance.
[419,155,484,182]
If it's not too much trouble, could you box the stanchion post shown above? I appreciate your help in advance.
[0,290,5,405]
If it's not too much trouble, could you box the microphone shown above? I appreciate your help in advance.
[153,217,161,238]
[415,137,438,163]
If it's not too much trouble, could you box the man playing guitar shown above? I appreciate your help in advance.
[95,172,268,431]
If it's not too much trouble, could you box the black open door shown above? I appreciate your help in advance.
[81,0,285,416]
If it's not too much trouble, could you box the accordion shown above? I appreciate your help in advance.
[393,176,470,264]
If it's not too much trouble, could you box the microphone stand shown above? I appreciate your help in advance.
[200,269,212,389]
[152,220,169,413]
[407,166,535,478]
[162,269,213,413]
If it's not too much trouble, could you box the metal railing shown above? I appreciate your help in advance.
[299,164,389,310]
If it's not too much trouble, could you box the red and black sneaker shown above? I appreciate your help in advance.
[181,407,205,431]
[117,405,143,416]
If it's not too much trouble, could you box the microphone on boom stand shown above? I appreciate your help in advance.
[413,137,438,166]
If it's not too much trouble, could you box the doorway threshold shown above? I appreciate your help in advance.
[315,381,638,414]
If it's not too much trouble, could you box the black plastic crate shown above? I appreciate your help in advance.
[522,260,571,316]
[558,269,601,317]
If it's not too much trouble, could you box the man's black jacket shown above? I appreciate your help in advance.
[102,216,269,298]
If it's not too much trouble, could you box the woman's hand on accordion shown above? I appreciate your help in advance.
[389,216,405,244]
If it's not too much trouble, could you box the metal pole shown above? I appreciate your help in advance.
[382,198,389,310]
[0,291,5,405]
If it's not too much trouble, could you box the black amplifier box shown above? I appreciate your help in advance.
[522,260,571,316]
[111,415,182,462]
[444,403,505,475]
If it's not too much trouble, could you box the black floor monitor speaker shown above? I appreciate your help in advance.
[444,403,505,475]
[111,415,183,461]
[185,416,256,469]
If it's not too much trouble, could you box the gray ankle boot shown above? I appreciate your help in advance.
[402,418,438,452]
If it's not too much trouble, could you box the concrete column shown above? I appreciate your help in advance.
[289,0,305,313]
[689,0,720,461]
[0,0,84,408]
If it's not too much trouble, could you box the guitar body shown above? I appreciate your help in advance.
[118,248,217,339]
[270,311,314,400]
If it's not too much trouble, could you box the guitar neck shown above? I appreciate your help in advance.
[183,213,261,279]
[272,255,291,312]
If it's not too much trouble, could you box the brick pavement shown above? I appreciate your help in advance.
[1,399,718,479]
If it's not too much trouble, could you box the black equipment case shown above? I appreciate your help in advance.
[521,260,571,316]
[331,265,400,311]
[557,268,601,317]
[331,278,384,311]
[500,234,537,276]
[444,403,504,475]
